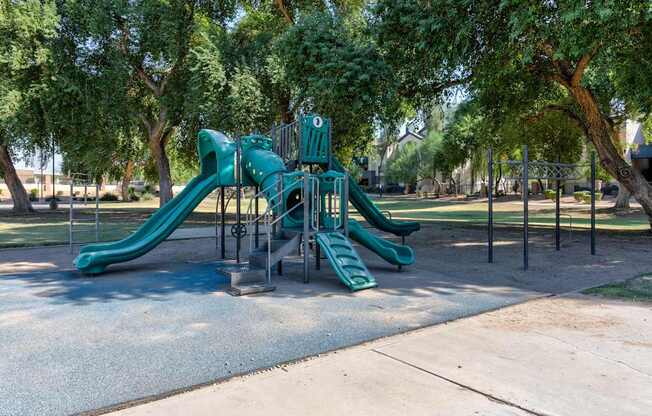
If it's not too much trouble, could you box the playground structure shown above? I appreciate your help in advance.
[487,146,597,270]
[74,115,419,294]
[68,173,100,254]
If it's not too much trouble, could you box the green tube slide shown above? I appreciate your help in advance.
[330,158,420,237]
[347,219,415,266]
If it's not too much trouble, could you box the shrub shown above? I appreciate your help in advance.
[100,192,119,201]
[140,192,155,201]
[56,190,64,196]
[29,189,39,201]
[573,191,586,202]
[544,189,557,201]
[575,191,602,204]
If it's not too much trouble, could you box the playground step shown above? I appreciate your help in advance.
[249,231,302,269]
[315,232,377,291]
[217,262,276,296]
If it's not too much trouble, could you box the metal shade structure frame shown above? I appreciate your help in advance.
[487,146,596,270]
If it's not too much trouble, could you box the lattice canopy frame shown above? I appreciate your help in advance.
[498,160,586,180]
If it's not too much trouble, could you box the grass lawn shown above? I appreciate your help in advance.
[366,194,651,231]
[0,194,263,248]
[0,193,649,249]
[584,275,652,302]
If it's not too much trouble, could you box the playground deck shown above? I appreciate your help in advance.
[1,224,651,415]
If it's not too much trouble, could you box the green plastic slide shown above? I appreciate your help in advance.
[75,130,233,274]
[347,219,415,266]
[330,158,420,237]
[75,174,218,274]
[315,232,377,291]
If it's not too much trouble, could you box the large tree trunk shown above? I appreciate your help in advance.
[0,144,34,213]
[614,184,631,210]
[121,159,135,202]
[149,138,173,206]
[569,86,652,228]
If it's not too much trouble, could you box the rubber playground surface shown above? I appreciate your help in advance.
[2,224,651,416]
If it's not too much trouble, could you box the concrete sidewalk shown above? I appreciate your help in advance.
[113,295,652,416]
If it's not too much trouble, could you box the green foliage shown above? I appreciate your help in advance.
[99,192,118,202]
[0,0,59,155]
[278,11,400,156]
[544,189,557,201]
[140,192,155,201]
[386,142,418,186]
[574,191,602,203]
[29,188,38,201]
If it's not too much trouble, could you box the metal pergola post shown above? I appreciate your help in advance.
[303,174,310,283]
[590,152,596,255]
[95,183,99,242]
[488,147,494,263]
[236,138,242,264]
[220,186,225,259]
[555,157,561,251]
[255,185,259,249]
[523,145,529,271]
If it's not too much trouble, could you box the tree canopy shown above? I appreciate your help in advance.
[374,0,652,226]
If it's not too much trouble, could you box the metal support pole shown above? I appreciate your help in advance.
[220,186,225,259]
[590,152,596,255]
[523,145,529,270]
[303,174,310,283]
[69,181,73,254]
[555,160,561,251]
[488,147,494,263]
[95,183,99,242]
[316,243,321,270]
[255,186,259,248]
[236,139,242,263]
[215,189,219,253]
[343,175,349,238]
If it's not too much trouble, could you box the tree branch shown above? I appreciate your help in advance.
[114,14,162,96]
[571,44,600,86]
[275,0,294,24]
[527,104,589,137]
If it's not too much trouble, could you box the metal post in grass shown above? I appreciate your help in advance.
[69,180,73,254]
[488,147,494,263]
[255,185,259,249]
[523,145,529,271]
[556,157,561,251]
[591,152,596,255]
[343,174,349,238]
[95,183,99,242]
[236,137,242,264]
[220,186,225,259]
[303,173,310,283]
[215,187,221,253]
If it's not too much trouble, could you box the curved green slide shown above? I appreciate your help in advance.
[347,219,415,266]
[75,130,233,274]
[330,158,419,237]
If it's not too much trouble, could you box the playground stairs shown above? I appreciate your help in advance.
[222,231,301,296]
[249,231,302,269]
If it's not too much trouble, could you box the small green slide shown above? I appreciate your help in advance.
[315,232,377,291]
[331,157,420,237]
[347,219,415,266]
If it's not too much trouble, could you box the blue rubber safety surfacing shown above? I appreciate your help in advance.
[0,259,535,416]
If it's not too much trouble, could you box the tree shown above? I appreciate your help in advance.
[0,0,59,212]
[386,142,418,190]
[279,10,399,157]
[61,1,237,206]
[375,0,652,228]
